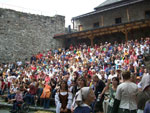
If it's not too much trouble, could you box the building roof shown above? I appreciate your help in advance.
[95,0,124,9]
[72,0,144,20]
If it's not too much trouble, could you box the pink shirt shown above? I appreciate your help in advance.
[45,76,50,84]
[15,92,23,102]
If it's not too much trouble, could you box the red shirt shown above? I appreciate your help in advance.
[69,45,73,51]
[1,81,5,89]
[39,53,43,59]
[124,59,130,65]
[29,85,37,95]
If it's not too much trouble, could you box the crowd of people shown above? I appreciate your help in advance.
[0,37,150,113]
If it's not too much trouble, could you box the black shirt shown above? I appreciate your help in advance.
[94,80,105,98]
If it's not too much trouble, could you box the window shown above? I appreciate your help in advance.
[145,10,150,19]
[115,17,122,24]
[51,20,55,24]
[0,11,2,18]
[93,22,99,28]
[79,25,83,31]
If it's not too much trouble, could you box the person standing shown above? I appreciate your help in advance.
[144,100,150,113]
[107,77,119,113]
[93,75,105,113]
[137,72,150,113]
[112,71,138,113]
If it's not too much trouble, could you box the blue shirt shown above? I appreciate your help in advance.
[144,101,150,113]
[74,106,93,113]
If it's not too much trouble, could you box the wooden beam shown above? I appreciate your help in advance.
[125,29,128,42]
[79,36,87,39]
[126,8,130,22]
[126,24,132,27]
[79,32,86,36]
[88,35,94,47]
[135,22,143,25]
[112,29,119,33]
[71,33,78,37]
[132,25,140,29]
[117,25,124,29]
[140,24,148,28]
[121,27,128,42]
[93,29,99,33]
[101,15,104,27]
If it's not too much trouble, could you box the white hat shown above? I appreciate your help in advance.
[75,87,91,105]
[140,74,150,91]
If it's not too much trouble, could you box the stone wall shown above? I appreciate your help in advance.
[74,0,150,30]
[0,8,65,62]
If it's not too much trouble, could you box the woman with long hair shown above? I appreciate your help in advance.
[107,77,119,113]
[55,80,72,113]
[71,76,87,111]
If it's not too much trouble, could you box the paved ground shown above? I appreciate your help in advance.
[0,109,35,113]
[0,108,54,113]
[0,96,55,113]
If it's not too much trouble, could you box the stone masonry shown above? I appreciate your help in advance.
[0,8,65,62]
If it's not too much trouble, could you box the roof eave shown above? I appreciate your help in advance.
[72,0,144,20]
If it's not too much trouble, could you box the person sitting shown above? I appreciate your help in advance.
[10,88,23,113]
[0,79,6,95]
[40,83,51,108]
[24,82,38,105]
[8,83,18,103]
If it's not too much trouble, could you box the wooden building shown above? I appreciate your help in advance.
[54,0,150,47]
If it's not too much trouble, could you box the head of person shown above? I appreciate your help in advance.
[116,68,122,74]
[93,75,99,83]
[112,77,119,86]
[78,76,87,88]
[16,88,21,94]
[130,73,136,83]
[141,74,150,91]
[60,80,68,91]
[143,84,150,92]
[100,70,105,75]
[75,87,96,106]
[136,76,141,83]
[110,69,115,75]
[122,71,131,81]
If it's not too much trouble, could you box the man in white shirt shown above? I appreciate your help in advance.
[112,71,138,113]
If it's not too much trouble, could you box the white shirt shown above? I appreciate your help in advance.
[115,81,138,110]
[133,61,138,67]
[17,61,22,66]
[96,73,107,80]
[55,92,72,113]
[115,59,122,66]
[108,74,117,82]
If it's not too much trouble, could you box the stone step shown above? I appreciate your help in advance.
[0,98,56,112]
